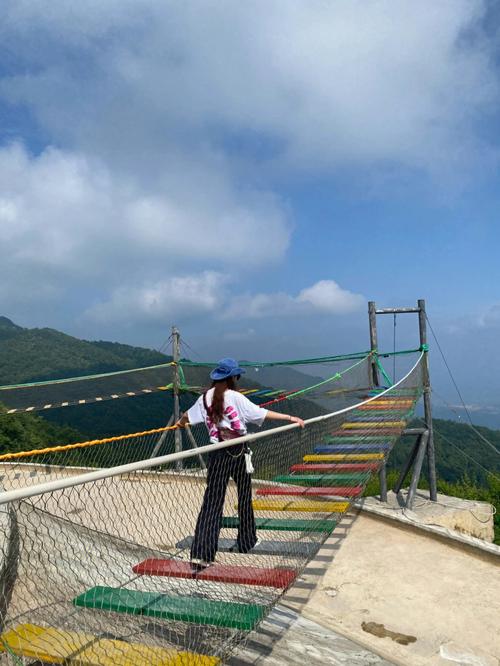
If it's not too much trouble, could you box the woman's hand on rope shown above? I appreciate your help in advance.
[175,414,190,428]
[289,416,305,428]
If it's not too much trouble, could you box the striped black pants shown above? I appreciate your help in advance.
[190,448,257,563]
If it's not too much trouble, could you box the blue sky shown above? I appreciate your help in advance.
[1,1,500,414]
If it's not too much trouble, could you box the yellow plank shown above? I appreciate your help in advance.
[304,453,384,461]
[0,624,220,666]
[78,639,220,666]
[341,421,404,429]
[252,499,349,513]
[0,624,92,663]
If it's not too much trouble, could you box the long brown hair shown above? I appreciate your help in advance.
[209,376,237,423]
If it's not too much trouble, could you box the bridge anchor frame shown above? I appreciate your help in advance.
[368,299,437,508]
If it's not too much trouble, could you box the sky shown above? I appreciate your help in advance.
[1,1,500,414]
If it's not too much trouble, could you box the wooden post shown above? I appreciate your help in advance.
[406,431,430,509]
[185,425,207,470]
[418,300,437,501]
[368,301,379,387]
[172,326,183,471]
[368,301,387,502]
[149,416,174,459]
[392,432,427,495]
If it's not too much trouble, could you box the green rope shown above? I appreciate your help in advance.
[0,362,173,391]
[180,346,422,369]
[376,357,393,387]
[178,364,187,389]
[180,351,369,368]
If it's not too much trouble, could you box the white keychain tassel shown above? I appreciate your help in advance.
[245,449,254,474]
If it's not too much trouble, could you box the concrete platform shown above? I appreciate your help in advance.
[282,507,500,666]
[230,605,393,665]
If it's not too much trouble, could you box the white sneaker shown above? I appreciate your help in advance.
[190,558,212,570]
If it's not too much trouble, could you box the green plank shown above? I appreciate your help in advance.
[323,435,389,443]
[274,473,368,486]
[73,586,266,631]
[221,516,337,533]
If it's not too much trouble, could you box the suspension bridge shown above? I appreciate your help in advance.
[0,300,476,665]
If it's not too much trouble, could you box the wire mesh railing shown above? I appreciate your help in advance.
[0,354,423,665]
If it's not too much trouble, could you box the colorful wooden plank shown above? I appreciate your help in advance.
[256,486,362,498]
[324,435,389,442]
[0,623,220,665]
[274,473,368,485]
[304,453,384,462]
[331,429,401,437]
[314,444,390,453]
[252,498,349,513]
[290,463,380,472]
[341,421,405,429]
[74,586,266,631]
[132,559,296,588]
[176,536,318,557]
[221,516,337,532]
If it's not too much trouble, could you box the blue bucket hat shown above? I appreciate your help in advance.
[210,357,246,381]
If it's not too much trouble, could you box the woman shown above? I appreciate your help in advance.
[176,357,304,568]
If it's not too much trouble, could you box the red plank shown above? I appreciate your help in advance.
[291,463,379,472]
[132,559,296,589]
[257,485,362,497]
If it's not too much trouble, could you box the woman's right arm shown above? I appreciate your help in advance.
[265,410,305,427]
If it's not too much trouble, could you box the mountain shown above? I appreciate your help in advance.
[0,320,168,385]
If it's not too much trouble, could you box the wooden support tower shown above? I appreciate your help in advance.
[367,299,437,507]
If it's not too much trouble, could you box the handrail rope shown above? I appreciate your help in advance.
[0,362,175,391]
[0,425,178,463]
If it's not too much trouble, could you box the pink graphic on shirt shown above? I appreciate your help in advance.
[204,401,244,440]
[224,406,244,433]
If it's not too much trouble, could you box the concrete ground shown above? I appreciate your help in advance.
[230,604,392,665]
[284,508,500,666]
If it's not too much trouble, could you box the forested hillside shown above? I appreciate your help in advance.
[0,316,168,384]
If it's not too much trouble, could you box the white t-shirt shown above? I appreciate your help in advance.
[187,388,268,443]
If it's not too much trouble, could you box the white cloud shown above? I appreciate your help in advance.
[224,280,365,319]
[84,278,363,324]
[1,1,496,176]
[0,143,290,314]
[477,303,500,328]
[85,272,228,323]
[0,1,497,334]
[297,280,364,313]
